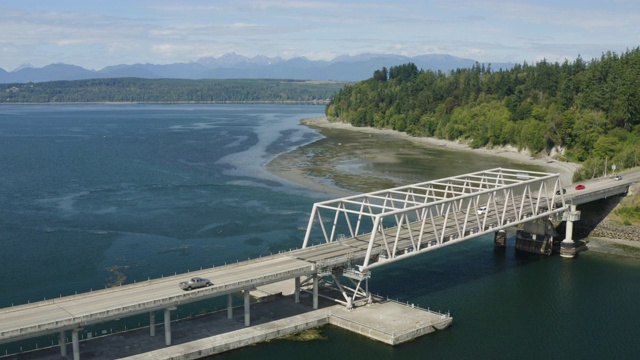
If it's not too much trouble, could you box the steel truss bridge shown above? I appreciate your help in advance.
[299,168,568,307]
[8,167,622,359]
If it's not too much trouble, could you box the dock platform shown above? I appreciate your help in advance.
[3,282,451,360]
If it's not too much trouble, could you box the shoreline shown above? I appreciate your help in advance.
[268,117,578,196]
[303,117,579,185]
[267,117,640,257]
[584,237,640,258]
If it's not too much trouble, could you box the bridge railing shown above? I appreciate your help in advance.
[329,299,451,339]
[302,169,566,271]
[0,265,314,340]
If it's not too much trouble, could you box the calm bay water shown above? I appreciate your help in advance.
[1,105,639,359]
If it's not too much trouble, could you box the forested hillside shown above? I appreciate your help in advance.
[0,78,344,104]
[326,48,640,180]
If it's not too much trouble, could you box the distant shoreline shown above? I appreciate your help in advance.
[0,101,330,105]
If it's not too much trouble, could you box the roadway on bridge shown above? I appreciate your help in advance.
[0,196,535,343]
[1,168,638,346]
[564,170,639,204]
[0,256,314,342]
[0,193,563,342]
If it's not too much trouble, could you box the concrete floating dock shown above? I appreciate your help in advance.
[122,300,451,360]
[3,282,451,360]
[119,280,452,360]
[329,300,452,346]
[121,310,330,360]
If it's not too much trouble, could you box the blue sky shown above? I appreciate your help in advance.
[1,0,638,71]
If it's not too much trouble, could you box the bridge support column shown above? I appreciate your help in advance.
[149,311,156,337]
[561,205,582,258]
[313,274,319,309]
[494,229,507,248]
[294,277,300,303]
[71,328,81,360]
[164,306,176,346]
[243,290,251,327]
[59,330,67,358]
[227,294,233,319]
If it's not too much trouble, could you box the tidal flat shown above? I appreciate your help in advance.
[267,117,640,257]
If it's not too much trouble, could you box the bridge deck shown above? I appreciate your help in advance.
[0,198,556,342]
[1,168,637,352]
[0,256,314,342]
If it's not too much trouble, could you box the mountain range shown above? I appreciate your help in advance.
[0,53,515,84]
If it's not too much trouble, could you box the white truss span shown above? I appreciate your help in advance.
[302,168,566,272]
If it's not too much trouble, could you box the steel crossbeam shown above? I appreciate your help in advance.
[302,168,566,272]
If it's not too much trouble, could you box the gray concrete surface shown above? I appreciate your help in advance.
[1,281,451,360]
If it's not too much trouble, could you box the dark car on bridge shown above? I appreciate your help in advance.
[575,184,585,190]
[556,188,567,195]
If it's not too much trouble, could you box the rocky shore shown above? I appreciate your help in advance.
[584,216,640,243]
[268,117,640,258]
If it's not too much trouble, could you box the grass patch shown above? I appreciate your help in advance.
[277,328,328,342]
[611,192,640,225]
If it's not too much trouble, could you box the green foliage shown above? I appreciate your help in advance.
[0,78,345,104]
[614,205,640,223]
[373,67,388,82]
[327,49,640,167]
[389,63,419,82]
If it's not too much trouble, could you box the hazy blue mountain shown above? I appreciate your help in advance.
[1,63,97,83]
[98,62,209,79]
[0,54,514,83]
[13,63,35,72]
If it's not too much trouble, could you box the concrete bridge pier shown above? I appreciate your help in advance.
[560,205,582,258]
[164,306,176,346]
[227,293,234,319]
[59,330,67,358]
[515,218,557,255]
[494,229,507,248]
[294,276,301,303]
[149,311,156,337]
[244,290,251,327]
[313,274,319,309]
[223,291,251,325]
[71,328,82,360]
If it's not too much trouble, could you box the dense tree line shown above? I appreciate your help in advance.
[326,49,640,180]
[0,78,344,104]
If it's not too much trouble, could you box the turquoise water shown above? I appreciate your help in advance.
[1,105,639,359]
[0,105,326,307]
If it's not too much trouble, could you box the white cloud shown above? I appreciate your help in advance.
[0,1,638,70]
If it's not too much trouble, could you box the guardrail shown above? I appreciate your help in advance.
[0,265,314,341]
[1,249,311,313]
[329,299,451,341]
[314,248,379,271]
